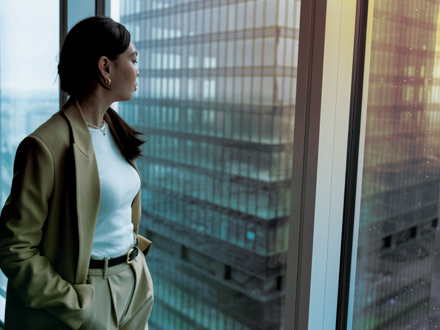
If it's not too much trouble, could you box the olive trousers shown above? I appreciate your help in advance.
[79,255,154,330]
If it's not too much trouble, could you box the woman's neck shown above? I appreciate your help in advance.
[76,91,112,127]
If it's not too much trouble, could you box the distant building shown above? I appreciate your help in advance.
[353,0,440,328]
[118,1,300,329]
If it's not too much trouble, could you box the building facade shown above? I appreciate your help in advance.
[353,0,440,328]
[118,0,300,329]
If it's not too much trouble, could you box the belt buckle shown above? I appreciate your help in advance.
[126,248,135,264]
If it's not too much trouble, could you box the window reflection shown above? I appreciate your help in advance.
[115,0,300,328]
[353,0,440,328]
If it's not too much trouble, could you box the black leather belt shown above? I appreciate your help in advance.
[89,239,139,269]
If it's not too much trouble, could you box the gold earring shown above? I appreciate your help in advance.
[105,78,112,85]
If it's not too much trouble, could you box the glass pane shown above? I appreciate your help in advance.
[0,0,59,321]
[352,0,440,328]
[111,0,301,328]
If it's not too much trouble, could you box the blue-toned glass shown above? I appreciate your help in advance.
[351,0,440,328]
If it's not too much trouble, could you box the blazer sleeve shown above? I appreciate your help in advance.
[0,136,93,329]
[137,234,152,257]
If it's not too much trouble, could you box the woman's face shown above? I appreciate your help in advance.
[109,41,139,101]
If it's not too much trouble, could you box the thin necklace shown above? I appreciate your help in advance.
[86,121,107,135]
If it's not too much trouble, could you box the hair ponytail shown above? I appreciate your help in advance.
[106,108,145,161]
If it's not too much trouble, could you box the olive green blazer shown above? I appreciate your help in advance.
[0,97,151,329]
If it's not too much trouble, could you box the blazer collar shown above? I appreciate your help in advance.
[61,97,94,157]
[61,96,121,155]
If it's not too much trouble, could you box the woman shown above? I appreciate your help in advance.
[0,16,153,329]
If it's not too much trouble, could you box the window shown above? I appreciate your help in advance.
[348,0,440,328]
[0,0,59,324]
[1,0,438,329]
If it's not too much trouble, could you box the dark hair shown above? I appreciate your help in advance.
[58,16,130,95]
[106,108,145,160]
[58,16,145,160]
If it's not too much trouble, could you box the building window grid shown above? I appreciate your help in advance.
[118,0,299,328]
[137,170,288,254]
[351,0,440,328]
[147,247,273,329]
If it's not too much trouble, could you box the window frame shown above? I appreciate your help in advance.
[336,0,372,328]
[284,0,360,328]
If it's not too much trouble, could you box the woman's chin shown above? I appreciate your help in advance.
[117,94,134,102]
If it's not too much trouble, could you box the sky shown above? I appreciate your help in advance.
[0,0,59,92]
[0,0,120,93]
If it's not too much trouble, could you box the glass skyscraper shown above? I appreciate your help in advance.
[117,0,300,328]
[352,0,440,328]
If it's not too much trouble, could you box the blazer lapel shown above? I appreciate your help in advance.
[62,97,100,283]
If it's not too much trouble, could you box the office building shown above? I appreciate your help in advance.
[352,0,440,328]
[118,0,300,328]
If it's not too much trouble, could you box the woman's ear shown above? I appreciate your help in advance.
[98,56,111,80]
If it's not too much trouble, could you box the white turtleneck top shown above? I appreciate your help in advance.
[88,123,140,258]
